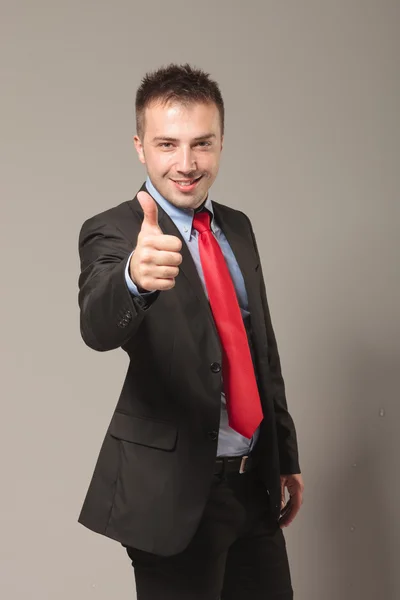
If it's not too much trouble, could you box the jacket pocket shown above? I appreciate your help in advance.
[109,411,178,451]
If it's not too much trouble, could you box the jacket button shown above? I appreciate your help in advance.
[210,362,221,373]
[208,430,218,441]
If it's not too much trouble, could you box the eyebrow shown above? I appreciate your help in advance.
[152,134,216,143]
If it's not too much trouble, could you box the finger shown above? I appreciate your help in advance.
[144,234,182,253]
[137,191,160,230]
[142,278,177,292]
[279,494,302,528]
[151,250,183,267]
[281,487,286,509]
[280,496,291,516]
[290,490,303,509]
[143,265,180,280]
[279,503,300,528]
[279,510,293,528]
[280,504,292,522]
[279,501,293,526]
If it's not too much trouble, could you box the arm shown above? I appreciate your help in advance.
[78,215,159,352]
[243,213,301,475]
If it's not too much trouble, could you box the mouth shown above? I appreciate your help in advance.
[171,175,203,192]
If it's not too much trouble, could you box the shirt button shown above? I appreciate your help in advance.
[210,362,221,373]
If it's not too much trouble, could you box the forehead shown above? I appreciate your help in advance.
[143,100,221,138]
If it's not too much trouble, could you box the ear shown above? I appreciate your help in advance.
[134,135,146,164]
[220,133,224,152]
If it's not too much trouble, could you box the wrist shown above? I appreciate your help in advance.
[136,283,151,294]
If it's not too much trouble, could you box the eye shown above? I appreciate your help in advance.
[159,142,173,148]
[196,141,212,148]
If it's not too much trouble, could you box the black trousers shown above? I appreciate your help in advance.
[124,465,293,600]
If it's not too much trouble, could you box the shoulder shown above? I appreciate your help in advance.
[211,200,254,232]
[80,198,138,230]
[79,196,143,246]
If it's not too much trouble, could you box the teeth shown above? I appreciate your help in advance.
[174,176,200,186]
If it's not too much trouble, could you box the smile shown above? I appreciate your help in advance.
[171,175,203,191]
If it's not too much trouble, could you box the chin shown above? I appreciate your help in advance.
[167,190,207,208]
[172,196,199,209]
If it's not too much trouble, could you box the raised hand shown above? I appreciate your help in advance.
[129,191,183,291]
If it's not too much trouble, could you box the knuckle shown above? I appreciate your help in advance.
[139,262,149,276]
[140,234,154,247]
[141,248,152,263]
[163,278,175,290]
[165,267,177,278]
[141,277,153,290]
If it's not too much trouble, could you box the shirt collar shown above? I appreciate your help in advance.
[145,176,216,241]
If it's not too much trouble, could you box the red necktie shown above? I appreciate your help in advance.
[192,210,263,439]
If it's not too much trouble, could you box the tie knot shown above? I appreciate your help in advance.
[192,210,211,234]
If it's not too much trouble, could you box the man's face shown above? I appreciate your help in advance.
[134,100,223,210]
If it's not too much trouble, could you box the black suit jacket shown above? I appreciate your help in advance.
[77,182,300,556]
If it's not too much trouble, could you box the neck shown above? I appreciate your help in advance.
[194,199,208,213]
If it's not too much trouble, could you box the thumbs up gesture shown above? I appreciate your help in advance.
[129,191,183,291]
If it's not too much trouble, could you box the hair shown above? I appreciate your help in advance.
[135,63,224,139]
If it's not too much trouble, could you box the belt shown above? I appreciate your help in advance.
[214,454,256,475]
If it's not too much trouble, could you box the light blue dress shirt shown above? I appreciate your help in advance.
[124,176,260,456]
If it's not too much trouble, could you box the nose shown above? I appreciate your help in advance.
[176,146,196,174]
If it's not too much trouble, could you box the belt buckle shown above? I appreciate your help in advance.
[239,455,248,474]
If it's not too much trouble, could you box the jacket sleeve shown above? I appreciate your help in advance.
[243,213,301,475]
[78,213,159,352]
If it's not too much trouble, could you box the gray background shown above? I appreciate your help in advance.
[1,1,399,598]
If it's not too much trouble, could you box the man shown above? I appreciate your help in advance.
[78,63,304,599]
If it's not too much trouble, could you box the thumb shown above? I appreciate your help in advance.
[280,477,287,508]
[137,191,162,233]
